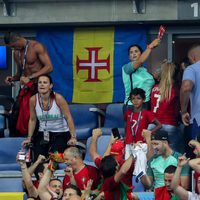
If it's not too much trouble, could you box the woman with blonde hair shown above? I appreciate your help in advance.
[150,61,182,152]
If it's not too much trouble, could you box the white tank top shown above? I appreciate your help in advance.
[35,93,69,132]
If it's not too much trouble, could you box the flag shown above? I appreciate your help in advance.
[37,26,147,103]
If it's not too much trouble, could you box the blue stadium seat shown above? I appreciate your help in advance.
[84,135,111,167]
[101,103,125,136]
[0,137,25,171]
[69,104,100,140]
[135,192,154,200]
[0,178,23,192]
[0,171,23,192]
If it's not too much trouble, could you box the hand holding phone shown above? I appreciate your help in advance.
[111,128,120,139]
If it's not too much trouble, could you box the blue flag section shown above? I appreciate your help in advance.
[113,27,147,102]
[37,28,74,101]
[36,26,147,103]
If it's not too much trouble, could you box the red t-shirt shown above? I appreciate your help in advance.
[101,176,121,200]
[94,158,120,200]
[155,186,171,200]
[63,165,99,190]
[124,109,155,144]
[150,84,180,126]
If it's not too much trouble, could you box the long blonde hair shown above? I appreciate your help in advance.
[158,62,177,101]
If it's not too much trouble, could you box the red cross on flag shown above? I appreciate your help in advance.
[73,27,114,103]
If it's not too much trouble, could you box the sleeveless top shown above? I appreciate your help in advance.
[35,93,69,132]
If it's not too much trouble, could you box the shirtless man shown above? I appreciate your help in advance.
[4,31,53,136]
[4,31,53,86]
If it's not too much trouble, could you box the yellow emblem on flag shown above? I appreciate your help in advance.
[73,27,114,103]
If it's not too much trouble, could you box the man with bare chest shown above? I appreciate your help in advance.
[4,32,53,136]
[4,32,53,86]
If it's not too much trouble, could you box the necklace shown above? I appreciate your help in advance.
[39,94,50,111]
[39,94,51,128]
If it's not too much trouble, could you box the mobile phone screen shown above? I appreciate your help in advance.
[111,128,120,139]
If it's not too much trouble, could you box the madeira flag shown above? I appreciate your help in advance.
[37,26,147,103]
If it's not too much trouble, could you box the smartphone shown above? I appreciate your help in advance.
[111,128,120,139]
[18,154,26,161]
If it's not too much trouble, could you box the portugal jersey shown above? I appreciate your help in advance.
[150,84,180,126]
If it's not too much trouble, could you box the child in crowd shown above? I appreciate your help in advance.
[124,88,161,159]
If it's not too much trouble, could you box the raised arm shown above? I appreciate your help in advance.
[38,161,54,200]
[28,155,46,175]
[171,154,190,200]
[17,154,38,198]
[189,139,200,154]
[89,128,102,161]
[114,154,134,183]
[103,134,118,157]
[142,129,154,160]
[132,38,161,70]
[189,158,200,173]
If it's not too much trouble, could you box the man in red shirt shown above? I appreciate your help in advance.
[63,147,99,190]
[155,165,180,200]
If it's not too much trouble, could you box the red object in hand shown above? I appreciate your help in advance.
[158,25,166,39]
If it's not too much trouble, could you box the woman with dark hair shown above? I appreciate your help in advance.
[23,74,76,160]
[122,38,161,111]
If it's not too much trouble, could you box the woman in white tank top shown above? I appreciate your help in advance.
[22,75,76,161]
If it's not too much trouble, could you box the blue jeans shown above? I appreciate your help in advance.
[148,124,183,153]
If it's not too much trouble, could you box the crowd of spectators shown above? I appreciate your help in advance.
[2,31,200,200]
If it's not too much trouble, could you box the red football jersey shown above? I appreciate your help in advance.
[63,165,99,190]
[150,84,180,126]
[155,186,171,200]
[124,110,156,144]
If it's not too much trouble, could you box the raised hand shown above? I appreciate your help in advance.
[92,128,102,138]
[178,153,190,167]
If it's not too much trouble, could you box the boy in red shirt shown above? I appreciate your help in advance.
[124,88,162,159]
